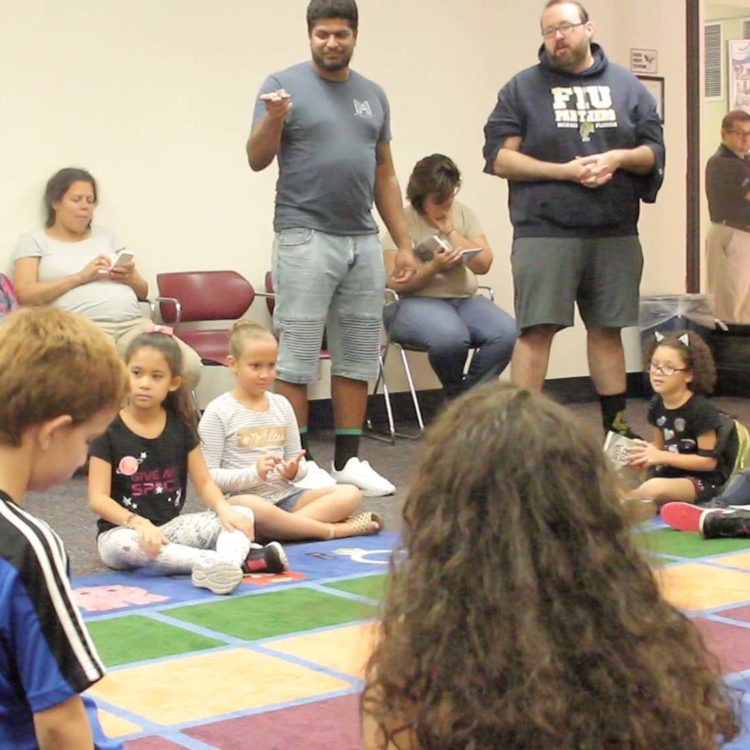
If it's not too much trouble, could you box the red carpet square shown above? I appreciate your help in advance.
[693,618,750,674]
[124,738,187,749]
[719,604,750,623]
[185,693,361,749]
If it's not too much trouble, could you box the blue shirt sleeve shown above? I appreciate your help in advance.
[0,560,82,719]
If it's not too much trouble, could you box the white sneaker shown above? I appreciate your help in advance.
[330,457,395,497]
[191,560,243,595]
[294,460,336,490]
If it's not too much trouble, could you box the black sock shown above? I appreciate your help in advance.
[299,429,315,463]
[334,431,360,471]
[599,392,636,437]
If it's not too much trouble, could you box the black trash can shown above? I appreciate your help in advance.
[711,321,750,396]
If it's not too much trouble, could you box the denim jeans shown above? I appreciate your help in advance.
[383,295,516,398]
[714,468,750,508]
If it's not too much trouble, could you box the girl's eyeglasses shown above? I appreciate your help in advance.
[648,362,688,377]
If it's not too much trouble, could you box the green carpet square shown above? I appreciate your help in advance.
[642,552,670,568]
[325,574,388,600]
[637,528,750,558]
[87,615,226,667]
[165,588,378,640]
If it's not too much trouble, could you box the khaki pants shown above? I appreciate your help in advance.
[98,316,202,387]
[706,223,750,323]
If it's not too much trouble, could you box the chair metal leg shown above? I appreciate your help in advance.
[366,353,396,444]
[463,347,475,375]
[399,347,425,436]
[370,347,387,407]
[365,344,424,442]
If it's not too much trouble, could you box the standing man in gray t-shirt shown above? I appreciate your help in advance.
[246,0,415,497]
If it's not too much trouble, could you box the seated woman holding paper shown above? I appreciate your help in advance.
[382,154,516,399]
[12,166,201,386]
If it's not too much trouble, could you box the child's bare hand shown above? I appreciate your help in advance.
[218,505,255,539]
[278,449,306,480]
[134,520,167,556]
[257,452,281,481]
[627,441,663,467]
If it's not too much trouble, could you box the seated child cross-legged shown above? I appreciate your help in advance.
[88,328,286,597]
[0,307,126,749]
[198,321,382,541]
[624,331,733,518]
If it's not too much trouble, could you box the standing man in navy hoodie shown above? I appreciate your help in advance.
[483,0,664,437]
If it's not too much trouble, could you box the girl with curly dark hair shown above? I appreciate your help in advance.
[627,330,733,510]
[362,382,739,750]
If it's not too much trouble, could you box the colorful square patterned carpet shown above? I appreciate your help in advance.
[74,526,750,749]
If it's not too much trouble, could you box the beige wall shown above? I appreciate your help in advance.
[0,0,689,401]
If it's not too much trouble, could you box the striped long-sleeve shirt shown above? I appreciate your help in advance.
[198,391,307,504]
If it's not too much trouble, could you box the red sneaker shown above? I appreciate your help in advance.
[242,542,289,574]
[660,502,704,532]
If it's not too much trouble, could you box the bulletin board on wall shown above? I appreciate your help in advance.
[728,39,750,112]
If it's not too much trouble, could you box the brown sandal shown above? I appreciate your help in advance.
[342,512,384,536]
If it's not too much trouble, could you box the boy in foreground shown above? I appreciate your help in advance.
[0,307,126,749]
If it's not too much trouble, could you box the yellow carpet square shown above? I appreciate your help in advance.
[266,622,379,678]
[656,563,750,610]
[95,708,142,737]
[712,551,750,571]
[88,648,350,724]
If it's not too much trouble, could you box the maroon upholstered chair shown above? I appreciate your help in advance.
[156,270,258,365]
[263,270,275,315]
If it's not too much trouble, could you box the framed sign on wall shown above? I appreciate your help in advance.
[637,75,665,123]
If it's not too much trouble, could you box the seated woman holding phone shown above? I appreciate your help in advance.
[12,167,202,386]
[382,154,516,399]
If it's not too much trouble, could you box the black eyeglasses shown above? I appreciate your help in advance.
[541,21,586,39]
[648,362,688,377]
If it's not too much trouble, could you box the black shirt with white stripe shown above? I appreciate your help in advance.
[0,490,109,747]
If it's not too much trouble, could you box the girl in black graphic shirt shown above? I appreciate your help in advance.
[88,329,287,595]
[626,331,733,511]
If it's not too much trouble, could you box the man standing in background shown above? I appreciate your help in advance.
[483,0,664,437]
[246,0,415,495]
[706,109,750,323]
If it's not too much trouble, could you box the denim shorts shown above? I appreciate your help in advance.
[511,235,643,331]
[271,227,386,383]
[276,488,305,511]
